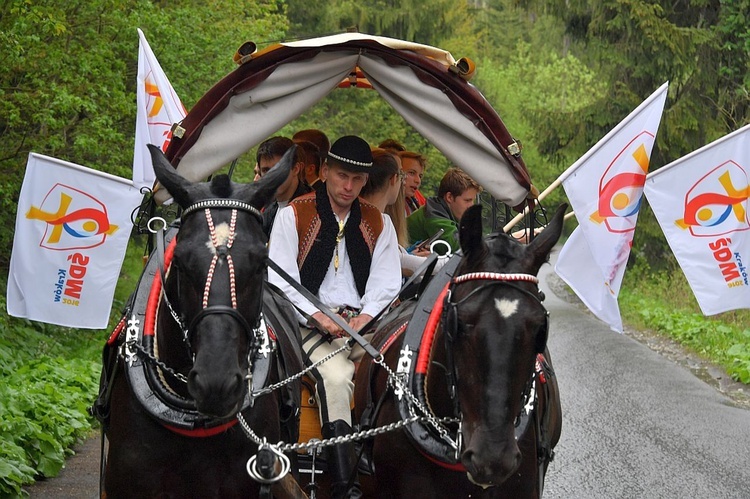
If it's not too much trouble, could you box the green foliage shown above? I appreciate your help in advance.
[620,259,750,385]
[0,236,150,495]
[727,330,750,384]
[286,0,468,45]
[713,0,750,131]
[0,0,287,272]
[475,38,607,208]
[0,2,287,493]
[0,290,102,496]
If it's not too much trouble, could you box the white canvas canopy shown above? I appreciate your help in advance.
[157,33,533,207]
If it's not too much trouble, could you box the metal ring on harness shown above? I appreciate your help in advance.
[246,444,291,484]
[147,216,167,234]
[430,239,452,256]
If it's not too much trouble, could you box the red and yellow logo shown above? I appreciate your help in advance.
[26,183,118,251]
[590,131,653,234]
[676,161,750,237]
[144,72,176,152]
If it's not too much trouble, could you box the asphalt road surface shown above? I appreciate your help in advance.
[26,249,750,498]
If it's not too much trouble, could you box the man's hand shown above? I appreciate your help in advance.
[309,312,343,336]
[347,313,373,333]
[309,311,374,337]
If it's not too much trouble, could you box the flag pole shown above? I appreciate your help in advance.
[504,81,669,234]
[502,175,566,233]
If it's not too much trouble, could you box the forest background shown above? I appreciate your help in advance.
[1,0,749,495]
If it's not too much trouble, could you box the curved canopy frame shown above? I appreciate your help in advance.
[160,33,533,207]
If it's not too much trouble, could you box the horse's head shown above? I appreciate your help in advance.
[446,203,566,487]
[149,144,293,418]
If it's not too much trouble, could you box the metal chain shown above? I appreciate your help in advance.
[375,357,459,449]
[250,341,459,449]
[251,342,351,397]
[237,411,458,453]
[129,341,188,383]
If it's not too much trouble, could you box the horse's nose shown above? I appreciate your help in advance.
[461,445,521,486]
[188,370,244,417]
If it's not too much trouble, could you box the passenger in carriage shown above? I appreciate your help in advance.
[361,149,446,277]
[293,139,322,188]
[399,150,428,216]
[255,136,312,237]
[379,139,428,216]
[294,128,330,187]
[378,138,406,153]
[267,135,401,499]
[407,167,482,254]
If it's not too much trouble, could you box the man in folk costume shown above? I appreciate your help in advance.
[268,135,401,498]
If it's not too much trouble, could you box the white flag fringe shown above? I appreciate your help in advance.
[133,28,186,188]
[7,153,142,329]
[555,82,669,332]
[644,123,750,315]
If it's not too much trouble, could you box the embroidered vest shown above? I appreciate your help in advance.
[291,184,383,297]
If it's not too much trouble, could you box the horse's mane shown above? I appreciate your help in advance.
[481,232,525,268]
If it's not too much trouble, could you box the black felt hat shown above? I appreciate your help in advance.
[327,135,373,172]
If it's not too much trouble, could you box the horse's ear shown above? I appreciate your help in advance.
[522,203,568,274]
[235,145,297,208]
[149,144,195,208]
[459,205,488,261]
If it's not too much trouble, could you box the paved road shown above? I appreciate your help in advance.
[540,250,750,498]
[27,249,750,498]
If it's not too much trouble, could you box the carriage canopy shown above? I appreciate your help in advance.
[159,33,534,208]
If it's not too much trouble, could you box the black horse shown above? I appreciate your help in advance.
[96,145,304,498]
[354,203,565,498]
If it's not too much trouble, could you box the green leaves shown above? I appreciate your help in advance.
[727,330,750,384]
[0,290,102,494]
[620,263,750,386]
[0,353,100,494]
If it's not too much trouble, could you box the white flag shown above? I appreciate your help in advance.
[555,82,669,332]
[644,124,750,315]
[7,153,142,329]
[133,28,186,188]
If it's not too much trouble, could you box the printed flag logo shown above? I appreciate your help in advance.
[644,123,750,315]
[555,81,668,332]
[133,28,186,187]
[143,73,176,152]
[590,132,653,234]
[26,183,118,251]
[675,161,750,237]
[145,77,164,118]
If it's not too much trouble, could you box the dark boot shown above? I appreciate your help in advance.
[322,420,363,499]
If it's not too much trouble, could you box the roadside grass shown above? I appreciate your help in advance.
[0,236,147,497]
[619,259,750,384]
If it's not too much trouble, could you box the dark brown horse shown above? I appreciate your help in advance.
[97,145,304,498]
[354,203,565,498]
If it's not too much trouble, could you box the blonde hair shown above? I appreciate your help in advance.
[385,154,409,248]
[386,179,409,247]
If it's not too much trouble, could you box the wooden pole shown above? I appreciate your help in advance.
[502,174,567,233]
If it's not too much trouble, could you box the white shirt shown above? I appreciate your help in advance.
[268,203,402,324]
[398,245,448,276]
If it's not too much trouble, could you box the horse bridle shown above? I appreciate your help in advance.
[441,271,550,426]
[161,199,265,354]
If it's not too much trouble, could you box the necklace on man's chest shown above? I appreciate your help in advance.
[334,219,345,273]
